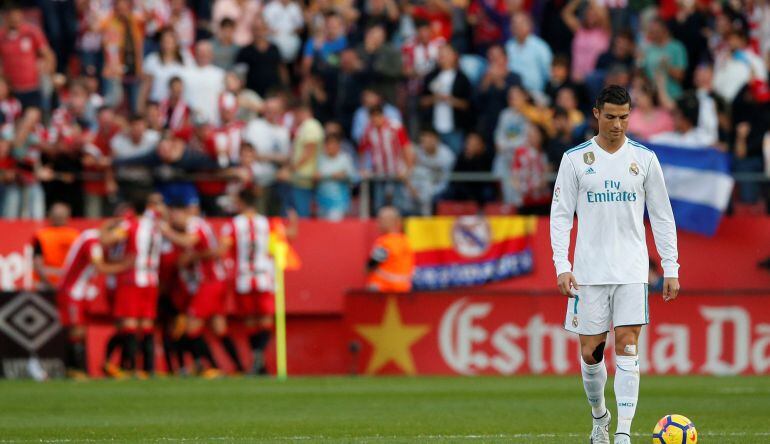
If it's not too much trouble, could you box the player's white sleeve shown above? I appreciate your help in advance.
[644,153,680,278]
[550,154,578,277]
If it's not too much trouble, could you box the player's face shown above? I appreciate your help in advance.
[593,102,630,143]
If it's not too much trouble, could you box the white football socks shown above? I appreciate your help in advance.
[614,355,640,436]
[580,357,608,418]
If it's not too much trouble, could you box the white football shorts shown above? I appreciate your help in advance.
[564,284,649,335]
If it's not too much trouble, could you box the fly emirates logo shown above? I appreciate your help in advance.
[587,180,638,203]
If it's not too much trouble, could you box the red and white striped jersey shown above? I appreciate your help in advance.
[187,216,226,282]
[358,120,411,176]
[58,229,104,301]
[221,214,274,294]
[116,212,163,288]
[210,120,245,165]
[0,97,21,125]
[158,98,191,130]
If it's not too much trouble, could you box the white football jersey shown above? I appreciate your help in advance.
[550,136,679,284]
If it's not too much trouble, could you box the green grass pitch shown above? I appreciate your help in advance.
[1,375,769,443]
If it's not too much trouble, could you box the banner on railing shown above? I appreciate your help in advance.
[645,142,734,236]
[405,216,537,290]
[0,291,66,379]
[346,292,770,376]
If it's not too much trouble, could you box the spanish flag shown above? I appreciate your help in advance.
[405,216,536,290]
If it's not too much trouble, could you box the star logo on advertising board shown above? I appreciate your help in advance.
[0,292,61,352]
[354,297,430,375]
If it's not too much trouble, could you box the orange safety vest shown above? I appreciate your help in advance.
[366,233,414,293]
[34,226,80,285]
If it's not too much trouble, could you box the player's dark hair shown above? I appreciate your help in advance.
[168,76,183,87]
[238,188,259,209]
[595,85,631,110]
[220,17,236,29]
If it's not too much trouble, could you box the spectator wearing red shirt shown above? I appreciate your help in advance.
[409,0,453,42]
[0,4,56,110]
[358,105,414,213]
[82,106,121,217]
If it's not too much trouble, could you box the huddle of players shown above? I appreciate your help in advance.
[57,188,278,378]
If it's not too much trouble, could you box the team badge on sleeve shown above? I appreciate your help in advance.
[583,152,595,165]
[629,162,639,176]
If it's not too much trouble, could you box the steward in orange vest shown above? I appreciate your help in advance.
[366,206,414,293]
[32,203,79,289]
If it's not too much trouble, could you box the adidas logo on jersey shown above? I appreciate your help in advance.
[585,167,596,175]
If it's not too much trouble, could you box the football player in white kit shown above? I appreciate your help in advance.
[550,85,681,444]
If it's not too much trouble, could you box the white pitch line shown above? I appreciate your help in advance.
[2,432,770,443]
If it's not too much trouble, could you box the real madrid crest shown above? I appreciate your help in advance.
[572,316,579,328]
[583,151,595,165]
[629,162,639,176]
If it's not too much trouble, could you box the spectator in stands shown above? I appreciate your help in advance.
[302,12,348,75]
[713,28,769,104]
[366,205,414,293]
[628,82,675,141]
[476,45,521,144]
[316,132,356,220]
[402,19,445,137]
[352,88,401,144]
[554,87,585,134]
[358,0,401,41]
[640,17,688,100]
[595,30,636,73]
[212,0,263,47]
[504,12,552,93]
[183,40,226,125]
[38,0,76,77]
[99,0,144,113]
[650,93,717,147]
[235,17,287,98]
[494,85,529,204]
[693,64,720,147]
[420,45,472,155]
[3,109,47,219]
[445,132,493,205]
[359,104,414,213]
[157,77,191,131]
[291,103,324,217]
[223,71,263,122]
[0,77,22,125]
[263,0,305,63]
[0,3,55,110]
[167,0,196,49]
[561,0,610,83]
[82,106,119,218]
[110,113,160,202]
[510,123,551,214]
[113,135,216,205]
[140,27,192,112]
[243,96,292,215]
[409,127,455,216]
[357,24,402,105]
[332,48,366,136]
[31,202,79,290]
[545,107,573,166]
[730,86,770,204]
[211,18,240,71]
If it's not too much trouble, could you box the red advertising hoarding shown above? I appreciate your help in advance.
[346,292,770,376]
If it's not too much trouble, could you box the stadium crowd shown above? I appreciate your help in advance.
[0,0,769,221]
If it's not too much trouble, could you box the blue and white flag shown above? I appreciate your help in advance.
[645,143,734,236]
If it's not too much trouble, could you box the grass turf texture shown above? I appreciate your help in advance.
[1,376,769,443]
